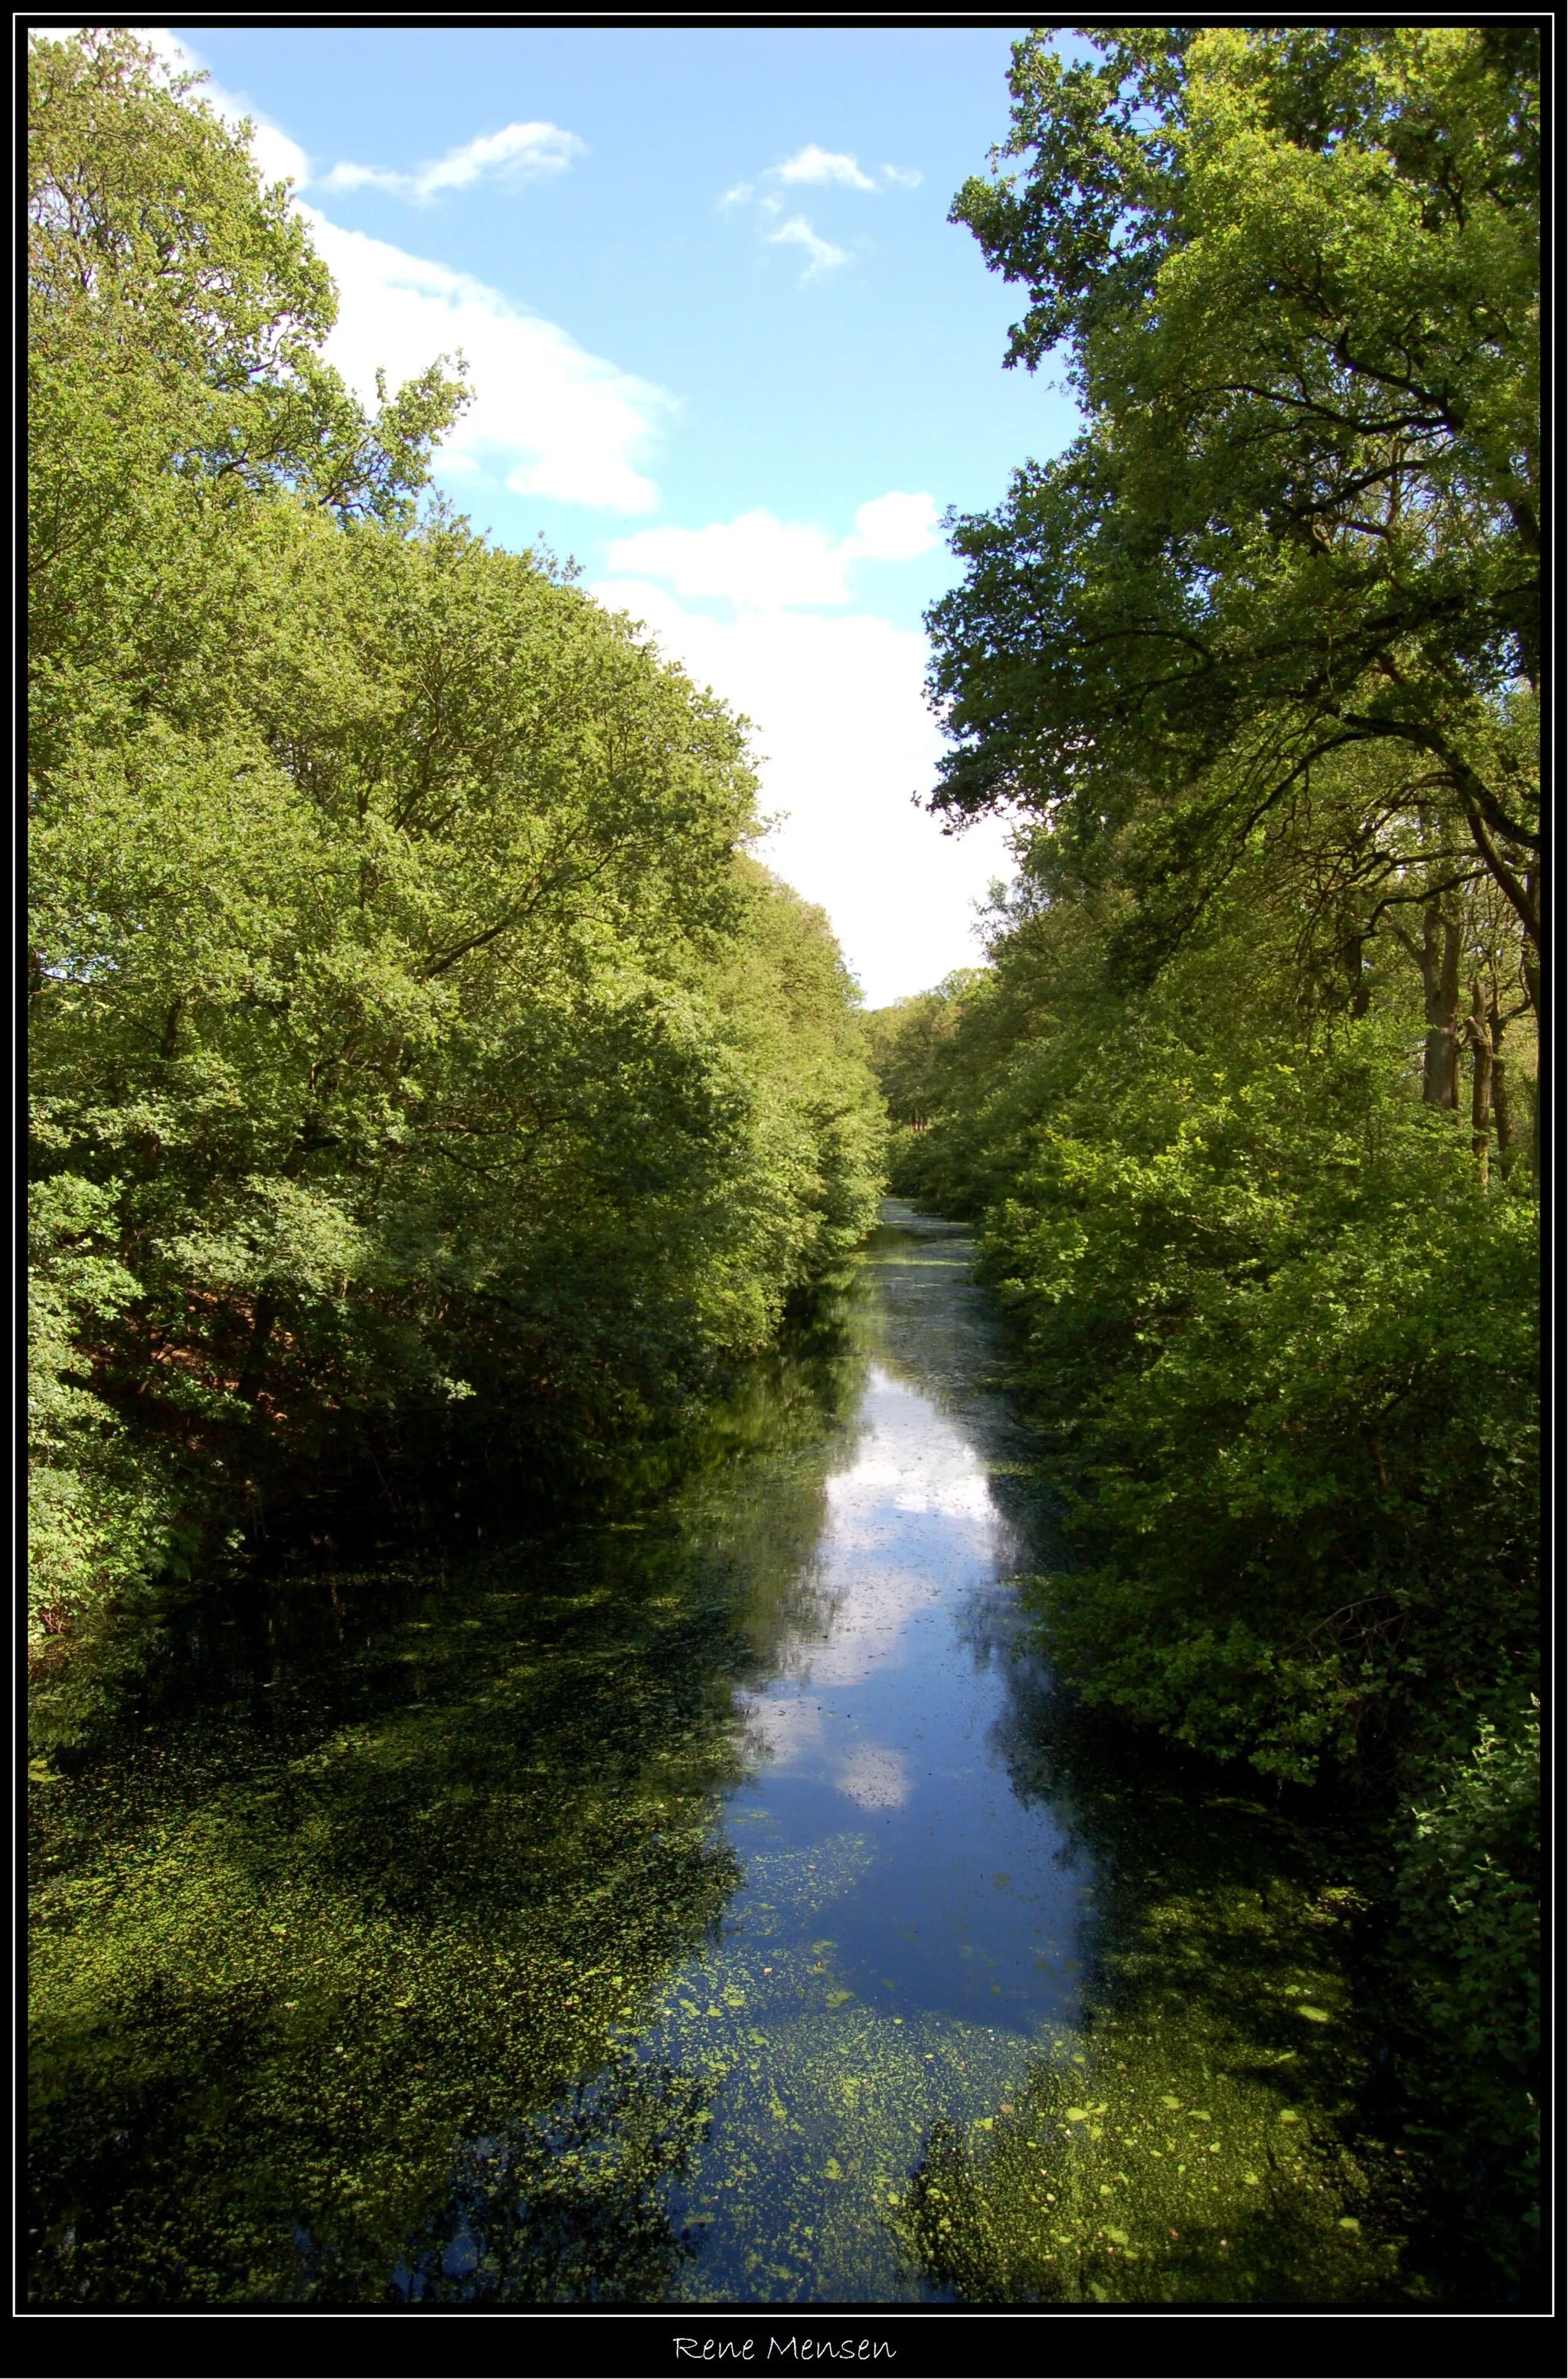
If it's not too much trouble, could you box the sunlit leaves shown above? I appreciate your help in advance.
[933,26,1540,960]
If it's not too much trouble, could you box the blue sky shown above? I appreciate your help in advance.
[154,25,1083,1002]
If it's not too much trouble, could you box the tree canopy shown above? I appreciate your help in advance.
[27,31,886,1665]
[929,28,1539,1001]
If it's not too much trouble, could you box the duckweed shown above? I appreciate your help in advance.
[893,1773,1437,2307]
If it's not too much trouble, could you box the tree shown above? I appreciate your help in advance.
[867,32,1540,2284]
[28,28,469,776]
[28,33,886,1650]
[929,28,1540,1013]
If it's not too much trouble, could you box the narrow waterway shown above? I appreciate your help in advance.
[29,1201,1405,2306]
[623,1201,1093,2301]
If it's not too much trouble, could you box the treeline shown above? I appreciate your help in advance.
[872,27,1538,2280]
[28,33,884,1678]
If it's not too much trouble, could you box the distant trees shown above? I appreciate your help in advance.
[28,31,884,1659]
[861,971,987,1136]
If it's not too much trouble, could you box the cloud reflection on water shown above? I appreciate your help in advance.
[736,1364,1009,1805]
[836,1745,911,1809]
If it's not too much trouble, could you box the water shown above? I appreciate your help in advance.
[28,1201,1415,2306]
[632,1204,1095,2300]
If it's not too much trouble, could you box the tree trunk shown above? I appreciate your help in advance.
[1340,923,1370,1015]
[236,1290,278,1405]
[1468,979,1493,1186]
[1523,870,1539,1027]
[1489,1008,1516,1177]
[1419,900,1463,1107]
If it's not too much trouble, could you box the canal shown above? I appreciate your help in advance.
[28,1201,1409,2305]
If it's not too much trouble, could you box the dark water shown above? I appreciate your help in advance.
[28,1202,1410,2306]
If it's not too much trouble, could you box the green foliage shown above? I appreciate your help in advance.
[28,30,469,780]
[862,971,989,1202]
[865,866,1537,2287]
[870,881,1537,1792]
[999,1053,1536,1786]
[906,26,1540,1789]
[27,31,885,1655]
[28,1176,185,1651]
[934,26,1540,982]
[1393,1697,1539,2287]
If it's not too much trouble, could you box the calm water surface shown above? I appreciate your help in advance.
[41,1194,1445,2311]
[635,1201,1094,2301]
[31,1204,1430,2305]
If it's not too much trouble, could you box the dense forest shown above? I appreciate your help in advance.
[870,24,1540,2289]
[28,30,885,1727]
[28,24,1540,2312]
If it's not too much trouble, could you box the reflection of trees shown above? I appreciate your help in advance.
[861,1212,1001,1427]
[28,1318,867,2305]
[832,1212,1462,2304]
[897,1671,1431,2304]
[390,2057,710,2305]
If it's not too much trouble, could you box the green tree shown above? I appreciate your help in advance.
[28,28,467,779]
[861,26,1540,2290]
[28,32,886,1658]
[929,28,1540,1012]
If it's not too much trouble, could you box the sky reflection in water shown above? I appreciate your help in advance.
[631,1203,1096,2303]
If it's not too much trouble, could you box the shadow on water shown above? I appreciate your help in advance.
[386,2058,714,2305]
[877,1224,1461,2308]
[28,1322,867,2305]
[893,1694,1434,2303]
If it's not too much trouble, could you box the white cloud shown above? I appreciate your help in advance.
[62,34,662,514]
[849,491,942,564]
[606,513,851,609]
[320,120,583,202]
[766,214,850,283]
[302,210,670,512]
[247,116,311,191]
[109,34,655,509]
[721,144,920,281]
[605,495,939,611]
[590,580,1014,1005]
[724,144,921,208]
[774,143,876,191]
[735,1370,1005,1785]
[122,34,583,211]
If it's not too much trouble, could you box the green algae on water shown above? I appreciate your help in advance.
[894,1789,1430,2305]
[898,2009,1407,2304]
[28,1372,856,2306]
